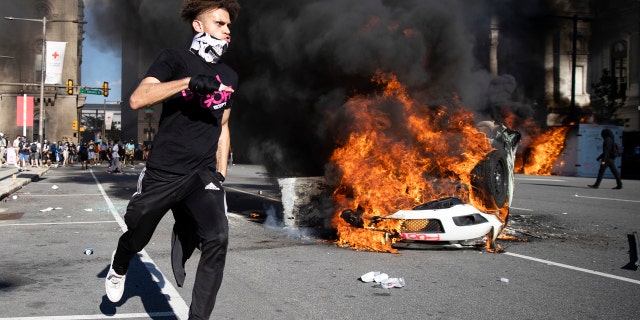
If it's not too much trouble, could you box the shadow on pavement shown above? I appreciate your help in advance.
[98,254,180,319]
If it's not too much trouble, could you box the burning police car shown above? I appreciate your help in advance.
[340,122,521,250]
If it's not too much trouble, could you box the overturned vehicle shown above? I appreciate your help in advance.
[340,123,521,250]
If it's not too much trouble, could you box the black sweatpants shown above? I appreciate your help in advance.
[593,159,622,187]
[113,166,228,319]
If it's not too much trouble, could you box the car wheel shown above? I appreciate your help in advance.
[471,149,509,210]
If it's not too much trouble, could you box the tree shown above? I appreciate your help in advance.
[80,114,122,143]
[589,68,626,125]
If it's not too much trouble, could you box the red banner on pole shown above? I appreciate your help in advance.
[16,96,34,126]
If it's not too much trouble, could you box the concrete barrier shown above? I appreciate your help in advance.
[277,177,335,228]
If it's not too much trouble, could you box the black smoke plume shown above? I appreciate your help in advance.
[83,0,556,176]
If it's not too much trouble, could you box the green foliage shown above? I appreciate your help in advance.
[589,69,626,125]
[80,114,121,142]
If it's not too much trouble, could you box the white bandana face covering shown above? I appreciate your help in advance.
[190,32,229,63]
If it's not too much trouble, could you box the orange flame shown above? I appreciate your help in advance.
[521,126,569,175]
[330,72,494,252]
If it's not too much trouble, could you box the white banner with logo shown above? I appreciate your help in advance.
[45,41,67,84]
[105,111,114,130]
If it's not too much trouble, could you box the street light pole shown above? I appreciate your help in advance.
[4,16,86,142]
[39,16,46,142]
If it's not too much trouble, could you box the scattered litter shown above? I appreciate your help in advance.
[360,271,381,283]
[55,207,62,210]
[84,208,93,212]
[360,271,405,289]
[380,277,405,289]
[562,212,568,215]
[374,273,389,283]
[40,207,54,212]
[83,248,94,255]
[500,277,509,284]
[51,185,59,190]
[11,195,18,200]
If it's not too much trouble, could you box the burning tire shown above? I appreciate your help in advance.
[471,149,509,210]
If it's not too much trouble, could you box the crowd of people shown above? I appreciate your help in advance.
[0,133,147,173]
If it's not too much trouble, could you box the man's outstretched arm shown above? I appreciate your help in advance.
[130,77,190,110]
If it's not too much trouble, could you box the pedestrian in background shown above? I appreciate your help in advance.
[78,142,89,170]
[62,142,70,167]
[125,140,135,167]
[41,140,50,166]
[588,128,623,189]
[18,138,30,170]
[30,140,41,167]
[108,139,123,174]
[0,132,7,167]
[12,135,21,160]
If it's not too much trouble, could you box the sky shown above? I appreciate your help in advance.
[80,0,122,105]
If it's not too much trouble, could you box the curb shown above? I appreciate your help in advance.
[0,167,50,200]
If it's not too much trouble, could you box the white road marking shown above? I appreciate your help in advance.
[509,207,533,211]
[225,186,281,201]
[89,170,190,319]
[505,252,640,285]
[574,194,640,203]
[516,177,566,182]
[0,312,176,319]
[0,221,116,227]
[12,193,103,196]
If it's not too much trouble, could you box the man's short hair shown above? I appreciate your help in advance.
[180,0,241,22]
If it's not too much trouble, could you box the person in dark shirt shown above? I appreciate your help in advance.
[104,1,240,318]
[588,128,623,189]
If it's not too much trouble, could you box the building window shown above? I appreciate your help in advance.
[610,40,627,99]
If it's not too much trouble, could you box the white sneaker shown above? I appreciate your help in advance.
[105,251,126,302]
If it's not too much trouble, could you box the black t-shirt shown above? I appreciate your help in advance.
[144,48,237,174]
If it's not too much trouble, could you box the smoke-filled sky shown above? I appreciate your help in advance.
[82,0,555,176]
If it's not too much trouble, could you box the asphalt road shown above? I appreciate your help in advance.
[0,163,639,320]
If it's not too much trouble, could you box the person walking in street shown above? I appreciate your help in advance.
[124,140,135,167]
[78,142,89,170]
[88,141,96,167]
[100,140,108,165]
[104,1,239,318]
[62,142,70,167]
[108,139,123,174]
[588,128,623,189]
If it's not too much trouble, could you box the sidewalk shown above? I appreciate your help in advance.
[0,165,50,200]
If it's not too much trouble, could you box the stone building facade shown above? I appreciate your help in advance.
[588,0,640,132]
[0,0,86,143]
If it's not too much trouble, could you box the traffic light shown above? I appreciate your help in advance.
[72,120,78,131]
[66,79,74,95]
[102,81,109,97]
